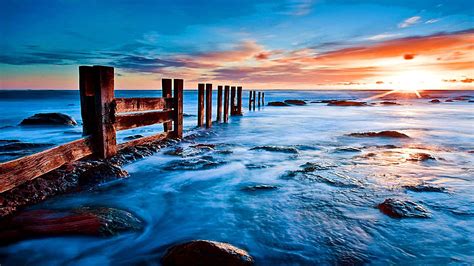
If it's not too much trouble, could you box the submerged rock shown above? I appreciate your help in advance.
[251,145,298,154]
[334,147,362,153]
[408,153,436,161]
[403,183,446,193]
[377,198,430,218]
[379,101,400,105]
[20,113,77,126]
[124,134,144,141]
[0,207,143,245]
[430,99,441,103]
[241,185,278,192]
[0,141,52,152]
[299,162,334,172]
[347,131,409,138]
[164,156,225,171]
[162,240,254,266]
[190,143,216,150]
[328,101,367,106]
[284,99,306,105]
[78,161,128,185]
[267,101,290,106]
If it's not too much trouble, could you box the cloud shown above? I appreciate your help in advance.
[403,53,416,60]
[366,33,401,41]
[425,19,440,24]
[398,16,421,28]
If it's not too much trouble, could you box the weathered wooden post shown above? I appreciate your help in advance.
[258,92,261,107]
[173,79,183,138]
[230,86,236,115]
[92,65,116,159]
[79,66,96,136]
[217,85,223,122]
[162,79,172,132]
[249,91,252,111]
[205,83,212,128]
[262,92,265,106]
[237,86,242,115]
[198,83,204,127]
[224,85,230,122]
[252,91,256,110]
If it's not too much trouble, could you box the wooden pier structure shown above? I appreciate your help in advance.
[248,90,264,110]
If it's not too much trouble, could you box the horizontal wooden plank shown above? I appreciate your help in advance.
[118,132,172,150]
[0,136,94,193]
[114,110,173,131]
[115,97,173,113]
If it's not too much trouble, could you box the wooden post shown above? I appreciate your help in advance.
[252,91,256,110]
[79,66,96,136]
[173,79,183,138]
[92,65,116,159]
[224,85,230,122]
[237,86,242,115]
[162,79,172,132]
[230,86,236,115]
[205,83,212,128]
[262,92,265,106]
[217,85,223,122]
[198,83,204,127]
[258,92,261,107]
[248,90,252,111]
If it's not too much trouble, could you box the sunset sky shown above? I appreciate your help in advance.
[0,0,473,90]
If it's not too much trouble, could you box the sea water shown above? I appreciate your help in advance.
[0,90,473,265]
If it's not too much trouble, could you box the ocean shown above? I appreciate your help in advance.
[0,90,473,264]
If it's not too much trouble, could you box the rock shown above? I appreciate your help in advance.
[183,113,196,117]
[328,101,367,106]
[379,101,400,105]
[445,99,454,102]
[0,142,52,152]
[124,134,144,141]
[408,153,435,161]
[347,131,409,138]
[284,99,306,105]
[0,207,143,245]
[267,101,290,106]
[78,161,128,186]
[334,147,361,153]
[241,185,278,192]
[190,143,216,149]
[299,162,334,172]
[430,99,441,103]
[377,198,430,218]
[162,240,254,266]
[20,113,77,126]
[244,163,273,169]
[164,156,226,171]
[403,183,446,192]
[250,145,298,154]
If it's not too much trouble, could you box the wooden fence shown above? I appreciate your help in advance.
[197,84,243,128]
[0,65,183,193]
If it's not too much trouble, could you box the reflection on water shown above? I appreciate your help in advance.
[0,90,473,265]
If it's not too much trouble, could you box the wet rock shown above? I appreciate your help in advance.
[267,101,290,106]
[284,99,306,105]
[78,161,128,186]
[430,99,441,103]
[0,142,52,152]
[245,163,274,169]
[408,153,435,161]
[164,156,225,171]
[183,113,196,117]
[377,198,430,218]
[445,99,454,102]
[250,145,298,154]
[241,185,278,192]
[347,131,409,138]
[469,100,474,103]
[334,147,362,153]
[124,134,144,141]
[379,101,400,105]
[191,143,216,150]
[300,162,334,172]
[328,101,367,106]
[403,183,446,193]
[162,240,254,266]
[0,207,143,245]
[20,113,77,126]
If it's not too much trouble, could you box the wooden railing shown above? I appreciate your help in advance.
[0,65,183,193]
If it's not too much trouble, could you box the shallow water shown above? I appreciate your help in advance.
[1,90,473,265]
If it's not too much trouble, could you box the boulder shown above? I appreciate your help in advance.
[251,145,298,154]
[430,99,441,103]
[124,134,144,141]
[20,113,77,126]
[347,131,409,138]
[267,101,289,106]
[377,198,430,218]
[328,101,366,106]
[403,183,446,192]
[379,101,400,105]
[241,185,278,192]
[284,99,306,105]
[164,156,226,171]
[0,207,143,245]
[162,240,254,266]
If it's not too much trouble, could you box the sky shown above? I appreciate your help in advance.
[0,0,473,90]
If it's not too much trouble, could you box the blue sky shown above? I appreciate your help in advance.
[0,0,473,89]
